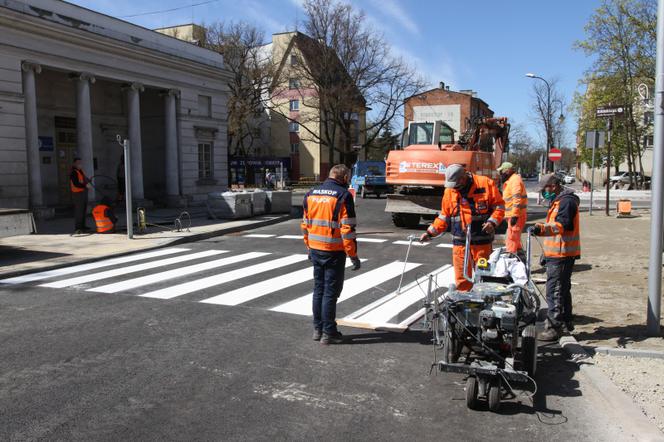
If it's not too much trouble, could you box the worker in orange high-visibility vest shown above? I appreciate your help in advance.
[301,164,361,345]
[92,197,117,234]
[532,174,581,341]
[420,164,505,291]
[497,162,528,258]
[70,157,92,233]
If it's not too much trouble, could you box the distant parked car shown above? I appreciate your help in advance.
[562,175,575,184]
[609,171,650,187]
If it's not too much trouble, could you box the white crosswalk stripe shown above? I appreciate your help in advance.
[139,254,307,300]
[40,250,226,288]
[270,261,421,316]
[436,243,454,248]
[0,248,190,285]
[89,252,269,294]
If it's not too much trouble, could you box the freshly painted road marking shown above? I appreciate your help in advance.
[356,238,388,243]
[0,248,190,285]
[200,259,365,306]
[243,234,276,238]
[392,241,428,246]
[436,243,454,248]
[277,235,303,239]
[89,252,269,294]
[40,250,225,289]
[270,261,421,316]
[140,254,307,299]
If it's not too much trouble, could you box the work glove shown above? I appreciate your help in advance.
[481,221,496,234]
[307,250,312,261]
[350,256,361,271]
[419,232,431,242]
[509,216,519,227]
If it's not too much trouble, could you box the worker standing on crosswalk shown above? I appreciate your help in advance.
[419,164,505,291]
[301,164,361,345]
[497,162,528,258]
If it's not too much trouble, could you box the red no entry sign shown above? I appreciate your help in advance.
[548,148,562,162]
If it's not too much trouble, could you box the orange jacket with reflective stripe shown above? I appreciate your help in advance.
[427,173,505,246]
[301,178,357,257]
[92,204,114,233]
[502,173,527,218]
[539,191,581,259]
[70,168,87,193]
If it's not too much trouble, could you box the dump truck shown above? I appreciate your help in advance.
[384,117,509,228]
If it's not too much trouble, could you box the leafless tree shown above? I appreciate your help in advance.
[271,0,427,166]
[205,22,274,157]
[529,77,566,172]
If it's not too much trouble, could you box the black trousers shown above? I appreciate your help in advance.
[72,191,88,231]
[545,257,575,328]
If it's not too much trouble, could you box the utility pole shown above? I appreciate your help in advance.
[605,118,612,216]
[590,131,598,216]
[647,0,664,336]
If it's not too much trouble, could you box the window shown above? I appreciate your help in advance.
[252,127,261,138]
[288,78,300,89]
[289,121,299,132]
[198,95,211,117]
[289,99,299,111]
[198,142,213,178]
[645,135,654,148]
[644,111,654,125]
[290,54,298,65]
[290,142,299,153]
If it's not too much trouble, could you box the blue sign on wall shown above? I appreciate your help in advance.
[38,136,54,151]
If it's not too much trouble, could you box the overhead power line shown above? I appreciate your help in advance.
[120,0,219,19]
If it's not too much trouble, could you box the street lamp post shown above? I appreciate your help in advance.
[552,98,565,171]
[526,73,553,173]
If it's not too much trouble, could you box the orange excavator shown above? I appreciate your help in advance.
[385,117,510,228]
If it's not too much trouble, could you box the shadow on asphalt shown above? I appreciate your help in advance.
[573,323,664,346]
[0,246,70,266]
[343,330,432,345]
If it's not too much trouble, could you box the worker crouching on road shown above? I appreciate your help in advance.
[532,174,581,341]
[92,197,118,234]
[420,164,505,291]
[301,164,361,345]
[497,162,528,259]
[70,157,92,234]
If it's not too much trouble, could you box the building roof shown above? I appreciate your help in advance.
[2,0,224,69]
[405,86,491,109]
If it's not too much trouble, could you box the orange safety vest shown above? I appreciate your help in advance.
[70,168,86,193]
[92,204,114,233]
[502,173,527,218]
[427,173,505,246]
[541,198,581,258]
[301,178,357,257]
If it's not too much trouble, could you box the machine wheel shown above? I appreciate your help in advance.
[488,378,501,412]
[391,212,420,229]
[465,377,479,410]
[360,186,366,199]
[522,325,538,377]
[436,315,459,363]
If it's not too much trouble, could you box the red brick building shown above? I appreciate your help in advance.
[404,83,493,136]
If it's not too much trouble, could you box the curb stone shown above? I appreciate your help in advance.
[559,335,664,441]
[592,346,664,360]
[0,214,291,281]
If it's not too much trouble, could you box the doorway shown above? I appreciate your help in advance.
[55,117,77,205]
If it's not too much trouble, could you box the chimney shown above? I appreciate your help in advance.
[446,86,450,91]
[439,81,445,90]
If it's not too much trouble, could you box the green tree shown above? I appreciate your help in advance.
[574,0,656,188]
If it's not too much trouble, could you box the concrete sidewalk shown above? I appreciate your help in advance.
[0,210,290,279]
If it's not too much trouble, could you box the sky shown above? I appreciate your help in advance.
[68,0,601,147]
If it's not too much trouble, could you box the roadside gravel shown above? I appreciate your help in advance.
[593,353,664,433]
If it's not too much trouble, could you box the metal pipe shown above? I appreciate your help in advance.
[118,136,133,240]
[590,131,597,215]
[605,119,612,216]
[462,225,473,283]
[646,0,664,336]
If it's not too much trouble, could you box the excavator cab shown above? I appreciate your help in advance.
[400,120,456,149]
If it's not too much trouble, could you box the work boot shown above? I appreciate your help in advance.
[563,322,575,333]
[320,331,343,345]
[312,329,322,341]
[538,326,560,342]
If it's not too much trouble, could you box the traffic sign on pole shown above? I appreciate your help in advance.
[548,147,562,162]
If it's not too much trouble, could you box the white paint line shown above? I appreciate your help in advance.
[39,250,225,288]
[356,238,388,243]
[200,259,364,306]
[243,234,276,238]
[139,254,306,299]
[90,252,269,294]
[436,243,454,248]
[0,248,190,285]
[398,267,457,328]
[392,241,428,246]
[277,235,303,239]
[270,261,421,316]
[360,266,455,325]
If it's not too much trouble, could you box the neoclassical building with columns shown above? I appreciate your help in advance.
[0,0,231,213]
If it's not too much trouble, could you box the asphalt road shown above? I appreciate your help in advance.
[0,197,633,441]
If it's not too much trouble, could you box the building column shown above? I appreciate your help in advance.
[163,89,180,197]
[21,61,43,208]
[125,82,145,200]
[72,72,96,202]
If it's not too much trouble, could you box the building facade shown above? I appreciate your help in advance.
[404,84,493,135]
[0,0,231,212]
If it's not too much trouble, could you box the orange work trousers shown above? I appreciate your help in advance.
[452,243,493,291]
[505,214,527,254]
